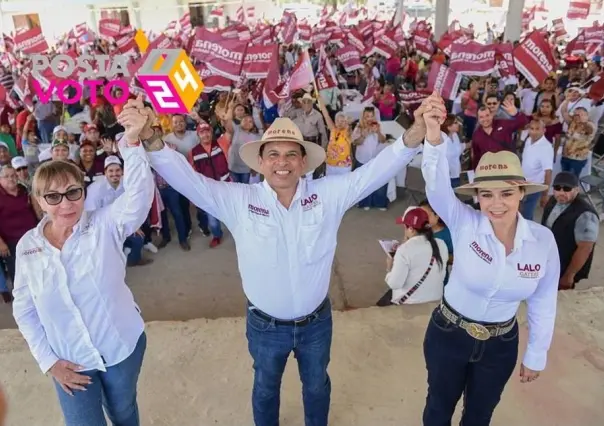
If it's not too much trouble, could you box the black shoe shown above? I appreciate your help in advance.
[157,239,171,249]
[2,292,13,304]
[180,242,191,251]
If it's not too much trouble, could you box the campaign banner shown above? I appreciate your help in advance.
[336,45,363,72]
[522,8,535,32]
[414,31,434,60]
[196,63,232,93]
[428,62,461,101]
[315,45,337,91]
[298,24,312,43]
[98,19,122,40]
[513,31,556,87]
[566,31,586,56]
[281,11,297,45]
[115,33,137,56]
[346,28,365,52]
[242,43,277,79]
[495,43,516,77]
[398,89,431,105]
[373,29,397,59]
[311,30,330,49]
[552,18,567,39]
[14,27,48,55]
[190,27,247,81]
[449,41,497,76]
[567,0,590,19]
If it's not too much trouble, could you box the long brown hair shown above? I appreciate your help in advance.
[440,114,458,134]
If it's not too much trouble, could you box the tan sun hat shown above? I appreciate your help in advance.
[239,117,326,174]
[455,151,548,196]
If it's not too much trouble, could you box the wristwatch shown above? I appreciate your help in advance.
[141,129,165,152]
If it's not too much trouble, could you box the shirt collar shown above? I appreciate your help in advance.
[261,178,306,206]
[33,210,90,242]
[477,213,537,245]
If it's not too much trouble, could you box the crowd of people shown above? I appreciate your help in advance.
[0,17,601,426]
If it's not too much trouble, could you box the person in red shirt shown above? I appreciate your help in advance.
[375,83,397,120]
[385,55,401,84]
[404,52,419,88]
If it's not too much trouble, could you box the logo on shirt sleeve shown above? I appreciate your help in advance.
[517,263,541,279]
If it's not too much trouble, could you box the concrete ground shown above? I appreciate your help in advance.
[1,192,604,425]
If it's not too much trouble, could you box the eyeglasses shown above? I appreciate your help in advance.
[43,188,84,205]
[553,185,573,192]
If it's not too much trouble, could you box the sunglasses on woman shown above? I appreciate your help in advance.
[43,187,84,205]
[553,185,573,192]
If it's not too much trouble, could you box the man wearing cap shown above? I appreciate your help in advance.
[11,156,31,193]
[186,121,230,248]
[85,155,153,267]
[557,82,592,132]
[542,171,599,290]
[123,96,426,426]
[288,93,328,146]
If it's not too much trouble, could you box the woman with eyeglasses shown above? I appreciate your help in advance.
[12,98,155,426]
[0,164,40,303]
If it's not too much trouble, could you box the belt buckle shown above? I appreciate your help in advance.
[466,323,491,341]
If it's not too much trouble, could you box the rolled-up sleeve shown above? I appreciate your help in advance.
[523,235,560,371]
[12,243,59,374]
[324,136,419,213]
[147,145,239,228]
[422,136,476,236]
[101,143,155,240]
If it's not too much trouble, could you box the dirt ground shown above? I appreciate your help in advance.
[0,192,603,425]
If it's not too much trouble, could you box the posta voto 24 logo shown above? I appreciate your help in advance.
[30,30,204,114]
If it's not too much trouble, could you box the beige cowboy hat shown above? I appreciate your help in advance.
[455,151,548,196]
[300,93,315,103]
[239,117,326,174]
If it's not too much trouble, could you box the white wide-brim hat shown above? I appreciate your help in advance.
[239,117,326,174]
[455,151,548,196]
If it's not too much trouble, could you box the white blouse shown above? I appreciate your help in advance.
[421,138,560,372]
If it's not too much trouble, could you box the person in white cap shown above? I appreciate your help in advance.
[11,156,31,192]
[122,96,426,426]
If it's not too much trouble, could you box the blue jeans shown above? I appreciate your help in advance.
[0,267,8,292]
[159,186,188,244]
[463,115,477,140]
[520,191,541,220]
[560,157,587,177]
[54,332,147,426]
[423,308,518,426]
[39,119,56,145]
[356,162,389,209]
[230,171,250,183]
[197,209,223,238]
[246,300,333,426]
[124,234,144,265]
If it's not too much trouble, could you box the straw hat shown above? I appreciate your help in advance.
[300,93,315,103]
[239,118,326,174]
[455,151,548,196]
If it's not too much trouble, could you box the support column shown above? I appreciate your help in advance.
[130,1,142,29]
[396,0,404,27]
[434,0,450,40]
[176,0,187,19]
[88,4,98,33]
[503,0,525,42]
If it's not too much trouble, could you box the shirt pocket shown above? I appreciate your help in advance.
[240,221,279,268]
[299,223,336,265]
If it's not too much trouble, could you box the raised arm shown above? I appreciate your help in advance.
[422,93,477,234]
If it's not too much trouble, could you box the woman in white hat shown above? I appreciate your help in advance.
[418,93,560,425]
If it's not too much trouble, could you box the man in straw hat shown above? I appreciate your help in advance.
[120,96,427,426]
[418,92,560,425]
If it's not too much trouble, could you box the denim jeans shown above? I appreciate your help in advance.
[39,120,56,145]
[246,299,333,426]
[159,186,188,244]
[0,267,8,292]
[54,332,147,426]
[197,209,223,238]
[1,241,17,283]
[560,157,587,177]
[520,191,541,221]
[179,194,192,235]
[463,115,477,140]
[422,308,518,426]
[124,235,144,265]
[356,162,389,209]
[230,171,250,183]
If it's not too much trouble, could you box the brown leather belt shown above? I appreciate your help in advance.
[439,299,516,341]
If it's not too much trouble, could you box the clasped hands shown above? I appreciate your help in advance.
[116,94,157,144]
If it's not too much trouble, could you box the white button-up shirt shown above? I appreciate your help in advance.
[385,235,448,304]
[148,138,419,320]
[444,132,465,179]
[421,139,560,371]
[13,143,155,374]
[521,135,554,184]
[84,176,125,211]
